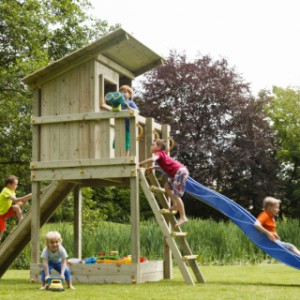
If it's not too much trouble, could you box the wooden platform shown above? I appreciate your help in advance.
[30,261,164,284]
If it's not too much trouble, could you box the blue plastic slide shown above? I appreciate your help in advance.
[185,176,300,270]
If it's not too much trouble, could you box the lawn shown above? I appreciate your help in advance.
[0,264,299,300]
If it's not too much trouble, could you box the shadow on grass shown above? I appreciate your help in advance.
[208,280,300,288]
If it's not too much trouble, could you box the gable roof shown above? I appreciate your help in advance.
[23,28,164,85]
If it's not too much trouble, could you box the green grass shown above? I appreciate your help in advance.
[1,265,299,300]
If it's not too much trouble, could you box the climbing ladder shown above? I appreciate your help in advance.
[139,169,205,285]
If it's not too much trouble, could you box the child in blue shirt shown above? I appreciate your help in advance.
[119,85,139,156]
[40,231,75,290]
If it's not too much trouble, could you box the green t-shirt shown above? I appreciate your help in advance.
[0,187,15,215]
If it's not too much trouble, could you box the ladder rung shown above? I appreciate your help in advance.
[183,255,198,260]
[150,186,165,194]
[161,209,177,215]
[172,231,188,237]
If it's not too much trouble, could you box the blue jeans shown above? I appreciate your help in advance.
[41,261,71,281]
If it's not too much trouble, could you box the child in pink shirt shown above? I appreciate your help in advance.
[139,139,189,227]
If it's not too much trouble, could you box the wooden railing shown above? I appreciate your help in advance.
[30,110,171,181]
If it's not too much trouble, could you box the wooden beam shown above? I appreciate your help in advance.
[31,182,41,264]
[30,157,137,170]
[30,165,138,181]
[74,186,82,259]
[96,54,136,79]
[31,110,140,125]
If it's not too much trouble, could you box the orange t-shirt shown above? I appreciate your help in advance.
[257,210,278,238]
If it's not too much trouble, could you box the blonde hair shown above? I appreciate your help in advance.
[263,196,281,209]
[45,231,63,246]
[119,85,133,97]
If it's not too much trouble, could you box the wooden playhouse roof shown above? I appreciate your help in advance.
[22,28,164,85]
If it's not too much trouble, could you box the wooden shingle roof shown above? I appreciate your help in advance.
[23,28,164,85]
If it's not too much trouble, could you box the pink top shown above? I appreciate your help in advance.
[155,150,185,177]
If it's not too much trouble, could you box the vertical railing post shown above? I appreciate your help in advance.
[74,186,82,259]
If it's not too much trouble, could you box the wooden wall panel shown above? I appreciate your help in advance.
[58,72,70,161]
[68,67,80,160]
[78,62,91,159]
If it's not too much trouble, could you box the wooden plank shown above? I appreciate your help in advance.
[129,114,138,157]
[31,182,41,264]
[30,165,137,181]
[30,157,137,169]
[30,261,163,284]
[88,60,97,159]
[69,67,80,160]
[144,118,155,166]
[99,119,111,158]
[74,186,82,259]
[96,54,135,79]
[130,176,140,268]
[78,62,91,159]
[32,89,41,162]
[31,110,138,125]
[162,124,171,153]
[49,77,60,161]
[114,118,126,157]
[40,82,51,161]
[58,72,71,160]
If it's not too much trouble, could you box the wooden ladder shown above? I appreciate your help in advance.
[139,168,205,285]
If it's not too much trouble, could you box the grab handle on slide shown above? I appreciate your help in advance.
[168,136,175,152]
[153,129,159,139]
[136,123,144,141]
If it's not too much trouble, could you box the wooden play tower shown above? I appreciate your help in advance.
[0,28,205,285]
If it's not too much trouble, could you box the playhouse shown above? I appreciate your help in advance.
[0,28,204,285]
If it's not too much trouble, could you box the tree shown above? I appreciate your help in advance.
[263,87,300,215]
[0,0,118,190]
[0,0,121,226]
[136,51,279,218]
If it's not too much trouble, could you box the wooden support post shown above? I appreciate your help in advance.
[129,113,138,157]
[161,124,173,279]
[145,118,155,161]
[31,88,41,264]
[130,175,140,283]
[74,186,82,259]
[31,181,41,264]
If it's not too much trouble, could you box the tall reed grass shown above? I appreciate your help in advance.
[10,218,300,269]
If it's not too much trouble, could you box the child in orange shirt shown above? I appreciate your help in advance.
[254,196,300,256]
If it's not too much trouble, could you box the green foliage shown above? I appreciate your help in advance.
[137,51,279,217]
[50,188,108,232]
[0,0,118,190]
[263,87,300,215]
[10,218,300,269]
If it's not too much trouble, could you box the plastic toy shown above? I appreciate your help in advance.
[105,92,127,111]
[46,276,65,292]
[84,257,97,264]
[97,250,120,261]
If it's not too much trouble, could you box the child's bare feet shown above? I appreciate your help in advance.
[175,217,188,228]
[69,285,75,290]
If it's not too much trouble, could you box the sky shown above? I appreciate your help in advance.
[90,0,300,96]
